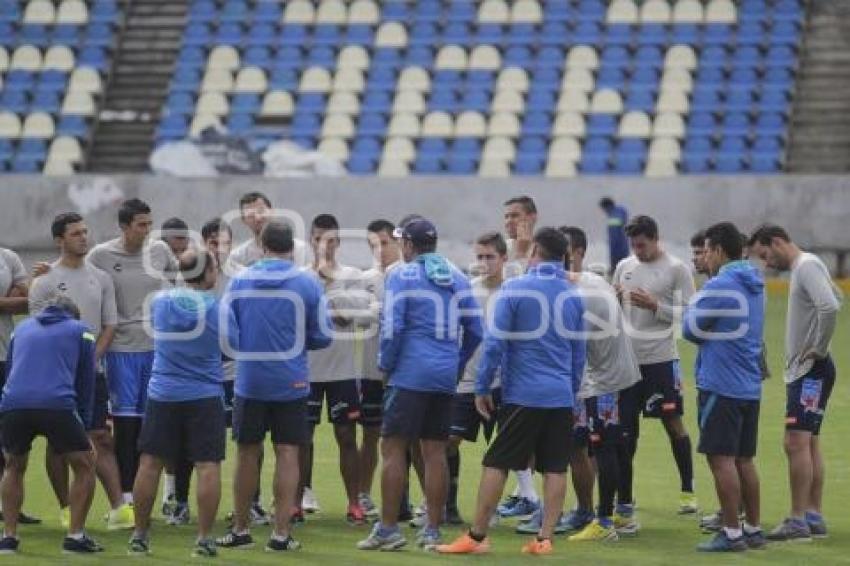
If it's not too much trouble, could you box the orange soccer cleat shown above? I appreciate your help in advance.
[435,533,491,554]
[521,537,554,555]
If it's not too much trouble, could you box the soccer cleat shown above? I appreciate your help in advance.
[435,533,490,555]
[415,527,442,549]
[216,530,255,549]
[107,503,135,531]
[347,504,367,526]
[359,493,379,520]
[62,533,104,554]
[0,536,19,554]
[699,511,722,533]
[766,518,813,543]
[515,509,542,534]
[745,529,767,549]
[568,519,619,542]
[167,503,190,526]
[251,502,271,526]
[498,497,540,520]
[60,507,70,529]
[409,513,427,529]
[558,509,595,534]
[357,523,407,551]
[398,504,414,522]
[192,538,217,558]
[290,507,306,525]
[678,492,699,515]
[697,530,748,552]
[301,488,321,514]
[496,496,520,516]
[521,537,553,555]
[613,512,640,536]
[808,517,828,539]
[445,506,464,526]
[266,535,302,552]
[162,494,178,518]
[127,536,150,556]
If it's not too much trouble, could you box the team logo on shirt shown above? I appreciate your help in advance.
[57,282,68,291]
[113,263,122,272]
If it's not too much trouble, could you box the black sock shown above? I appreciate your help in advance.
[671,435,694,493]
[113,416,142,493]
[469,529,485,542]
[253,449,263,503]
[305,442,314,489]
[447,450,460,510]
[175,458,193,504]
[595,445,618,518]
[616,439,635,505]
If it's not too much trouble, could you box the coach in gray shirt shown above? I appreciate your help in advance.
[749,224,843,542]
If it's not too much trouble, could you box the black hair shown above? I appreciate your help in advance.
[704,222,743,261]
[558,225,587,253]
[690,230,706,248]
[51,212,84,239]
[239,191,272,210]
[412,240,437,255]
[161,217,188,234]
[180,250,215,285]
[118,198,151,226]
[624,215,659,240]
[311,213,340,232]
[475,231,508,256]
[367,219,395,235]
[533,227,568,261]
[749,224,791,247]
[261,221,294,254]
[503,195,537,215]
[598,197,615,209]
[201,218,232,241]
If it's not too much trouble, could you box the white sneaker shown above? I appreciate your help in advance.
[302,487,321,514]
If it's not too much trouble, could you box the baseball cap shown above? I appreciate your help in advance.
[399,218,438,245]
[392,213,424,239]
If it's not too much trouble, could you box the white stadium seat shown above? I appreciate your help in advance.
[56,0,89,24]
[566,46,599,70]
[43,45,75,71]
[68,67,102,93]
[549,137,582,162]
[0,112,22,139]
[590,89,624,114]
[348,0,379,25]
[454,111,487,137]
[478,0,510,24]
[672,0,704,23]
[337,45,370,70]
[553,112,586,137]
[321,114,355,139]
[392,91,426,114]
[435,46,468,70]
[233,67,267,93]
[557,90,590,113]
[332,68,365,93]
[0,47,8,72]
[315,0,347,24]
[260,91,294,117]
[382,137,416,163]
[421,112,454,137]
[43,158,76,175]
[665,45,697,70]
[487,112,520,137]
[645,157,679,177]
[201,69,233,92]
[299,67,332,92]
[545,159,578,178]
[22,112,55,138]
[61,92,95,116]
[50,136,83,163]
[607,0,638,24]
[11,45,43,71]
[283,0,315,24]
[482,137,515,161]
[641,0,671,23]
[649,137,682,161]
[656,90,690,114]
[496,68,529,93]
[660,68,694,93]
[378,159,410,177]
[397,67,430,93]
[469,45,501,70]
[196,92,229,116]
[388,113,420,137]
[653,112,686,138]
[375,22,407,48]
[706,0,737,23]
[207,45,239,71]
[511,0,543,24]
[23,0,55,24]
[492,90,525,114]
[327,92,360,115]
[191,113,221,136]
[561,69,595,93]
[317,138,349,162]
[618,111,652,138]
[478,159,511,178]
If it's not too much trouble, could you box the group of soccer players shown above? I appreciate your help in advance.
[0,191,841,558]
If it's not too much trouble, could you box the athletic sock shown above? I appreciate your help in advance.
[447,450,460,510]
[163,474,175,501]
[67,531,86,541]
[122,493,133,505]
[594,445,619,519]
[270,532,290,542]
[254,449,264,503]
[670,435,694,493]
[516,469,539,503]
[743,522,761,535]
[113,416,143,493]
[305,442,314,489]
[598,516,614,528]
[723,527,743,540]
[175,459,192,504]
[805,511,823,523]
[615,441,635,506]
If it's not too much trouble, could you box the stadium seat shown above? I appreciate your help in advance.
[492,91,525,114]
[382,137,415,163]
[566,46,599,70]
[284,0,315,24]
[377,159,410,177]
[645,157,678,177]
[654,112,686,138]
[388,113,420,137]
[545,159,577,178]
[11,46,42,71]
[196,92,228,116]
[421,112,453,138]
[607,0,638,24]
[260,91,294,117]
[455,111,487,138]
[478,158,511,177]
[57,0,89,24]
[488,112,520,137]
[24,0,56,24]
[0,112,22,138]
[619,111,651,138]
[706,0,737,24]
[590,90,623,114]
[62,92,95,115]
[43,45,75,71]
[672,0,703,23]
[479,0,510,24]
[333,69,365,93]
[641,0,671,23]
[553,112,586,137]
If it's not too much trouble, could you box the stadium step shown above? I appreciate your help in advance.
[86,0,188,172]
[787,0,850,173]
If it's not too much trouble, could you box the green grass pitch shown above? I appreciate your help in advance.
[7,289,850,564]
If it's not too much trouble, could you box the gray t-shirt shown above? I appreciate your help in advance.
[0,248,27,359]
[29,260,118,337]
[785,252,843,383]
[612,252,695,365]
[87,238,176,352]
[575,272,642,399]
[457,276,501,394]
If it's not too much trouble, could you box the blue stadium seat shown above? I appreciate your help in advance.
[586,115,618,137]
[447,1,477,23]
[406,47,435,67]
[731,47,763,70]
[314,25,343,48]
[273,47,303,70]
[671,24,700,45]
[715,154,745,173]
[755,113,787,137]
[617,139,647,155]
[418,138,447,156]
[600,46,630,69]
[37,71,68,93]
[452,138,481,157]
[11,156,43,173]
[625,90,655,112]
[231,94,260,114]
[460,90,491,113]
[699,46,729,69]
[188,1,216,23]
[475,24,504,45]
[531,68,560,92]
[0,92,29,113]
[636,25,667,47]
[630,67,660,88]
[725,90,755,113]
[279,25,308,47]
[0,140,13,161]
[296,93,327,114]
[442,23,473,47]
[84,24,114,47]
[758,90,790,114]
[165,92,195,114]
[184,23,211,46]
[517,136,548,158]
[0,1,22,23]
[409,22,439,47]
[351,136,382,157]
[704,25,734,46]
[612,154,644,175]
[445,155,477,174]
[429,90,459,113]
[764,68,794,91]
[543,2,573,23]
[684,137,714,155]
[718,136,748,157]
[721,113,752,137]
[414,154,443,174]
[771,21,801,46]
[170,69,202,92]
[413,0,443,23]
[765,45,798,69]
[220,1,250,23]
[361,91,392,114]
[504,46,533,67]
[31,91,60,113]
[604,25,633,47]
[596,68,627,90]
[381,2,410,22]
[579,153,610,174]
[575,0,606,23]
[682,155,711,174]
[527,91,555,112]
[57,116,89,137]
[737,22,767,47]
[357,114,388,137]
[226,113,254,134]
[365,68,397,91]
[244,46,272,68]
[347,155,377,174]
[253,2,282,22]
[306,47,336,68]
[541,23,570,46]
[750,155,781,173]
[573,22,602,46]
[52,25,81,46]
[688,113,717,137]
[157,115,189,139]
[0,23,15,47]
[506,24,537,47]
[372,48,402,69]
[535,47,564,70]
[346,25,374,46]
[269,69,299,90]
[514,155,545,175]
[246,24,276,48]
[584,136,613,154]
[633,46,663,70]
[290,113,321,137]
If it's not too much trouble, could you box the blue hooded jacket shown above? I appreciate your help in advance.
[226,258,332,401]
[1,306,96,427]
[148,288,234,402]
[476,262,586,409]
[683,260,765,400]
[379,254,483,394]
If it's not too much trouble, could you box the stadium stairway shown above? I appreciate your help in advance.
[786,0,850,173]
[86,0,186,171]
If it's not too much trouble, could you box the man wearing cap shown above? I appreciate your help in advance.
[358,218,483,552]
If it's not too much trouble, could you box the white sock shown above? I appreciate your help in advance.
[163,475,175,501]
[743,522,761,535]
[271,531,289,542]
[123,492,133,505]
[68,531,86,540]
[516,469,539,503]
[724,526,743,540]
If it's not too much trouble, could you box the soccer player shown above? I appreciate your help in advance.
[684,222,766,552]
[691,230,709,277]
[0,296,101,554]
[87,198,177,505]
[358,219,401,519]
[437,227,585,556]
[228,191,307,270]
[217,221,332,552]
[129,250,232,558]
[749,224,843,541]
[613,215,698,514]
[497,196,541,520]
[358,218,482,551]
[598,197,629,275]
[160,217,191,256]
[305,214,372,525]
[0,245,40,525]
[446,232,507,526]
[29,213,133,531]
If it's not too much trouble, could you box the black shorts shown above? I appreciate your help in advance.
[381,387,452,441]
[89,372,110,431]
[138,397,226,463]
[785,356,836,436]
[587,384,640,449]
[223,380,234,428]
[0,409,91,456]
[639,361,684,418]
[450,389,501,443]
[232,396,309,446]
[573,398,589,448]
[308,380,361,426]
[359,379,384,427]
[483,405,574,474]
[697,390,760,458]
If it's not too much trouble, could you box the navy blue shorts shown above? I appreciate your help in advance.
[139,397,226,463]
[104,351,154,417]
[88,372,109,431]
[639,360,684,418]
[449,389,501,443]
[308,379,362,426]
[697,391,760,458]
[359,379,384,427]
[587,384,640,449]
[381,387,452,441]
[232,396,309,446]
[786,356,836,436]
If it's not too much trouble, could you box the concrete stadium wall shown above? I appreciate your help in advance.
[1,174,848,273]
